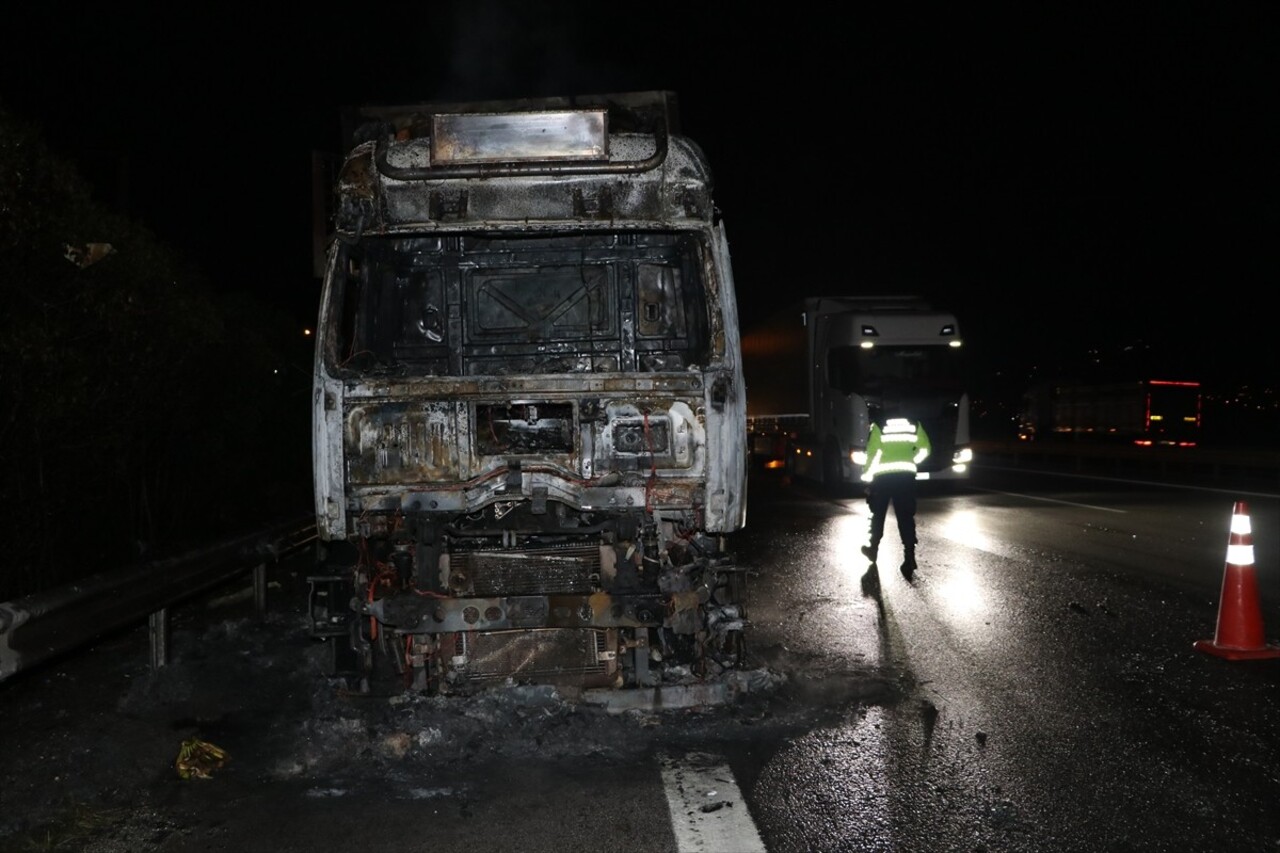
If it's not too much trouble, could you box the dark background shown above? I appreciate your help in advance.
[4,4,1274,379]
[0,3,1275,596]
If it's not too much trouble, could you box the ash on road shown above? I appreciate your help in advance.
[0,567,893,852]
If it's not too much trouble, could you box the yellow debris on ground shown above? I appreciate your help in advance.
[175,738,227,779]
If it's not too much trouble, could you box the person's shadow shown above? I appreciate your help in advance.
[860,562,881,599]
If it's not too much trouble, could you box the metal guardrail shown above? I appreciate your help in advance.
[0,515,316,683]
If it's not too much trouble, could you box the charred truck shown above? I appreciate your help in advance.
[309,92,749,698]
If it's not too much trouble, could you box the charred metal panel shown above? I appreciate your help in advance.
[397,474,599,517]
[472,265,614,340]
[334,147,377,229]
[338,395,709,520]
[702,223,749,533]
[593,400,697,474]
[387,470,685,520]
[450,544,601,596]
[450,628,617,690]
[613,418,669,454]
[314,380,348,538]
[637,263,687,337]
[366,593,665,633]
[340,374,704,397]
[473,402,574,456]
[431,110,608,164]
[345,401,461,485]
[370,135,696,228]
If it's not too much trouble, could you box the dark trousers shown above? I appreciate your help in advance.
[867,472,917,548]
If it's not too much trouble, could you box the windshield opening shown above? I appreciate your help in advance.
[325,231,711,376]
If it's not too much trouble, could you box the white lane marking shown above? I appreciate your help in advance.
[660,752,766,853]
[969,486,1126,513]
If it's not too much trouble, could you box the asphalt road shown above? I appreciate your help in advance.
[738,466,1280,852]
[2,463,1279,852]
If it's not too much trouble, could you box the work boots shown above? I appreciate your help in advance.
[861,543,878,563]
[900,547,917,581]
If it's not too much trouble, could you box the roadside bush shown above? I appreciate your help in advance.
[0,104,310,600]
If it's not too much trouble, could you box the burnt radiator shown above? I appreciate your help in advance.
[452,544,602,596]
[451,628,617,688]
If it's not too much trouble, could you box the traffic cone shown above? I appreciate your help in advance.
[1194,501,1280,660]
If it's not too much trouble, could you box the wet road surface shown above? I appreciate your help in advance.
[2,464,1279,852]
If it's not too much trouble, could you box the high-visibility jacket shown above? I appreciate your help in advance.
[861,417,931,482]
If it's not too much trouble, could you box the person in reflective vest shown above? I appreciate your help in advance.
[860,415,931,579]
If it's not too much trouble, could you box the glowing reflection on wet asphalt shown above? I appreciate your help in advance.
[930,508,993,628]
[937,508,993,552]
[934,566,988,626]
[828,509,873,581]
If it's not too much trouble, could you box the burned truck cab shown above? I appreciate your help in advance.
[309,92,748,697]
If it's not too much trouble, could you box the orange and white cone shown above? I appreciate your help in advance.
[1194,500,1280,660]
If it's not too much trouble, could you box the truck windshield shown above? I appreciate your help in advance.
[828,345,965,395]
[325,232,711,376]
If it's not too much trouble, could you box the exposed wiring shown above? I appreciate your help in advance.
[643,409,658,513]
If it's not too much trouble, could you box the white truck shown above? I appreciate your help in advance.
[308,92,749,698]
[743,296,972,491]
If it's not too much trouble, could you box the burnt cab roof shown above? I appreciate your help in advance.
[342,90,684,154]
[331,91,717,233]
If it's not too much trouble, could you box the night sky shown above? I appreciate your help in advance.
[3,3,1274,388]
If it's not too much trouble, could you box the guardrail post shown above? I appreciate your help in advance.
[253,561,267,616]
[149,607,169,670]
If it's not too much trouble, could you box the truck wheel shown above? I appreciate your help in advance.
[721,569,748,668]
